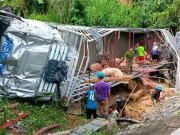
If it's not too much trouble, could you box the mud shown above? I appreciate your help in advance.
[110,78,175,120]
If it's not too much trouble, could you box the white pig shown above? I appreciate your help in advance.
[89,63,102,71]
[102,68,123,78]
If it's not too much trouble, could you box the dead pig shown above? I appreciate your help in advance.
[89,63,103,71]
[102,68,123,78]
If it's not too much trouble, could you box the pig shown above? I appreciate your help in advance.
[89,63,103,71]
[120,62,126,67]
[133,63,139,68]
[102,68,123,78]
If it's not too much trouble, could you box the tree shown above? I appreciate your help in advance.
[49,0,74,24]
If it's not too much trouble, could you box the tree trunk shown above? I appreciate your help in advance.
[66,0,73,23]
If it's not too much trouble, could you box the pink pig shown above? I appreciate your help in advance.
[102,68,123,78]
[89,63,103,71]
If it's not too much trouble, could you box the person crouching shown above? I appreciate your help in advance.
[151,86,162,103]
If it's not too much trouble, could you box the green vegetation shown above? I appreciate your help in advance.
[0,0,179,31]
[0,98,87,134]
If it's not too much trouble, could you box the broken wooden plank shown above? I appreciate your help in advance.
[0,112,29,129]
[82,76,132,84]
[33,124,60,135]
[70,118,108,135]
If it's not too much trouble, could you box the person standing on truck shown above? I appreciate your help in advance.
[94,72,111,120]
[125,48,135,74]
[137,43,145,67]
[151,42,158,65]
[86,85,97,119]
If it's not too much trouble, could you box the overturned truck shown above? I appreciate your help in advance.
[0,11,179,104]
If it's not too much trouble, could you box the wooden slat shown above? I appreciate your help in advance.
[82,76,132,84]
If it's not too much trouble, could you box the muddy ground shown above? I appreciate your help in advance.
[116,93,180,135]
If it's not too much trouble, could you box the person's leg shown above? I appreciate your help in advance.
[125,62,128,74]
[142,56,145,66]
[96,102,101,116]
[92,109,97,119]
[154,55,158,65]
[86,108,91,119]
[130,61,133,74]
[103,100,109,120]
[138,57,142,67]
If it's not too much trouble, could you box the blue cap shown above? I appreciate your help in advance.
[156,86,162,90]
[97,72,104,78]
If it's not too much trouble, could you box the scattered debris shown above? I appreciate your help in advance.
[8,103,19,109]
[116,94,180,135]
[48,129,73,135]
[0,112,29,129]
[70,118,108,135]
[33,124,60,135]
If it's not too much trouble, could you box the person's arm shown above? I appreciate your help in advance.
[107,90,111,100]
[84,91,88,98]
[94,90,97,102]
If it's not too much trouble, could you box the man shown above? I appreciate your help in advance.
[116,95,126,117]
[86,85,97,119]
[125,48,135,74]
[151,86,162,103]
[151,42,158,65]
[137,43,145,67]
[94,72,110,120]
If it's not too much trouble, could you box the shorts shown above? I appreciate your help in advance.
[86,108,97,119]
[138,56,144,61]
[97,100,108,116]
[152,54,158,60]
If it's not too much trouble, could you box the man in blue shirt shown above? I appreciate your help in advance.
[86,87,97,119]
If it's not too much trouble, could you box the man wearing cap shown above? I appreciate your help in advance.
[151,86,163,102]
[125,48,135,74]
[94,72,111,120]
[116,95,126,115]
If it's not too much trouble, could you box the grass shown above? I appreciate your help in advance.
[0,98,87,135]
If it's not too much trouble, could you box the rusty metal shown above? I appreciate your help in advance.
[0,112,29,129]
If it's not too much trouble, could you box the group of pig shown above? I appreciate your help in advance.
[89,51,152,78]
[89,57,131,78]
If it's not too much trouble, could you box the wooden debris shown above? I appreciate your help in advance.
[8,103,19,109]
[48,130,72,135]
[128,80,137,91]
[0,112,29,129]
[70,118,108,135]
[0,102,19,112]
[33,124,60,135]
[82,76,132,84]
[66,101,81,115]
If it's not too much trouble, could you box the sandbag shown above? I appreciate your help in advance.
[130,89,146,102]
[128,80,137,91]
